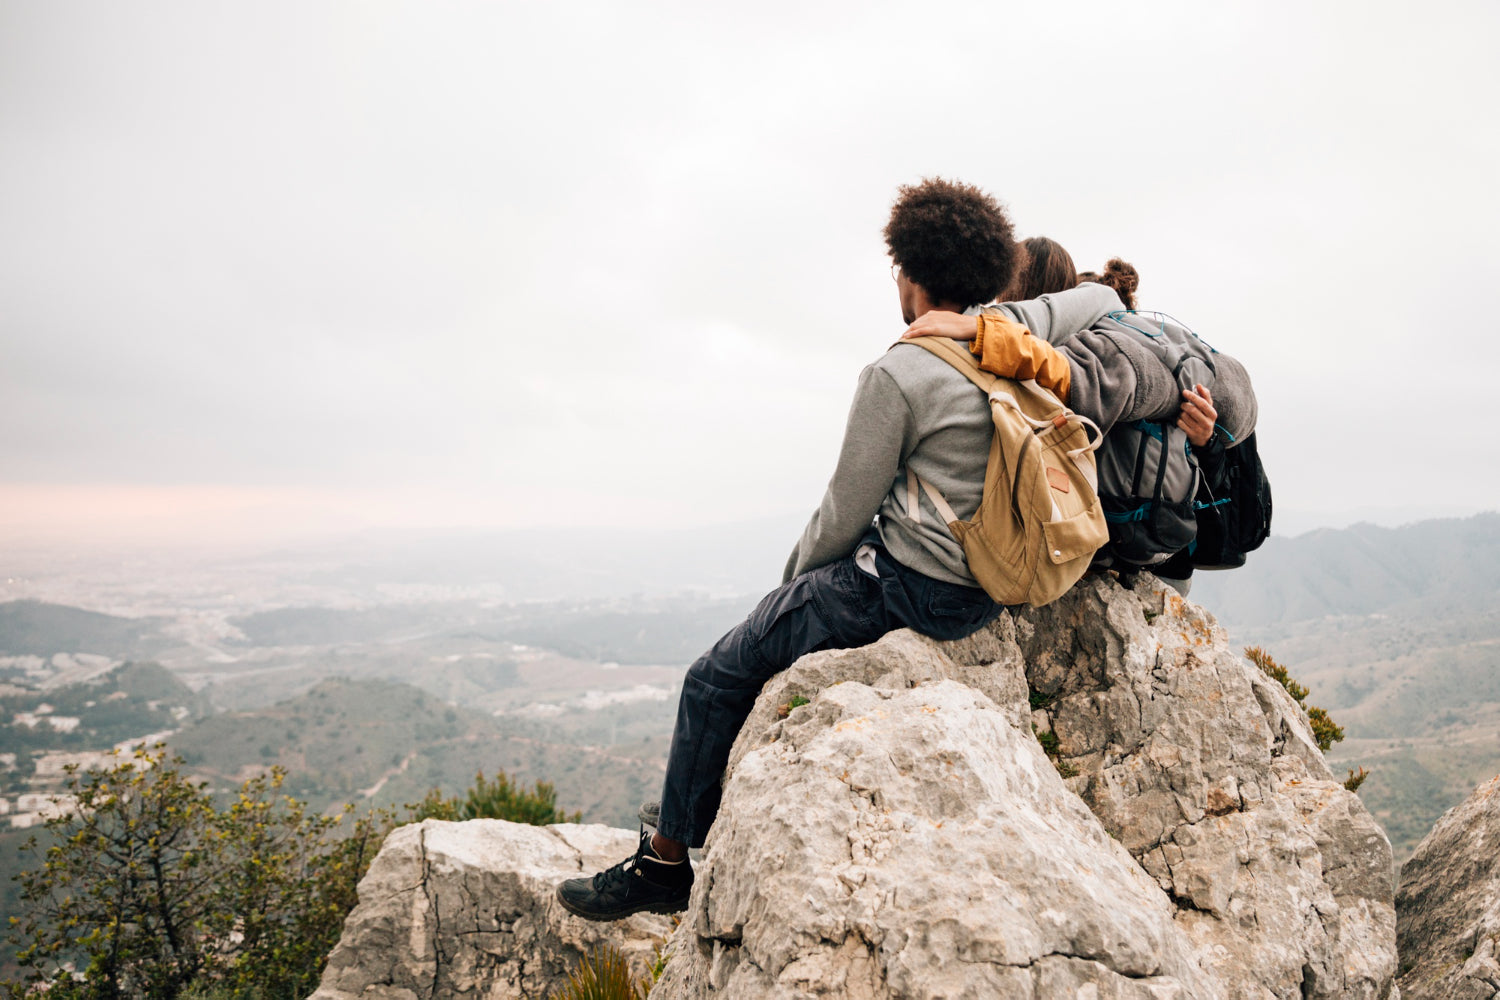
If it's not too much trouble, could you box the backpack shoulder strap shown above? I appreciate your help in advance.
[904,336,1082,423]
[903,337,998,393]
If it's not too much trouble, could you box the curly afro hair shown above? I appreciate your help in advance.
[883,177,1019,309]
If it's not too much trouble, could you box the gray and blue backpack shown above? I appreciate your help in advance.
[1087,310,1267,571]
[1094,417,1202,569]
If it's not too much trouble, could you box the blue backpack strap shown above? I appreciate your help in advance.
[1128,420,1161,497]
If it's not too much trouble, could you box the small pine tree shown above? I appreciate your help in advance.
[407,769,581,826]
[1305,705,1345,754]
[4,746,392,1000]
[462,770,581,824]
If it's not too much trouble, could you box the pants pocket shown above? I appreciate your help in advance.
[920,584,1003,640]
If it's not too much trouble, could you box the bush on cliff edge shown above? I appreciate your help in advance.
[4,747,580,1000]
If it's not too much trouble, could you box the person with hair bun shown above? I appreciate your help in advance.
[903,245,1255,594]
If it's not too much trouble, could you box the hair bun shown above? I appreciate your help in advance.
[1100,257,1140,309]
[1103,258,1139,295]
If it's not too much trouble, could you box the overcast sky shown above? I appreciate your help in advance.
[2,1,1497,548]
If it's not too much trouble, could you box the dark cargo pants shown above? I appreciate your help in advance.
[657,537,1003,848]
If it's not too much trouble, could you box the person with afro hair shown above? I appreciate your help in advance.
[557,177,1125,923]
[883,176,1020,320]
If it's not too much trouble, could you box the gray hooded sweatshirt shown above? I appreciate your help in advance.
[783,284,1256,587]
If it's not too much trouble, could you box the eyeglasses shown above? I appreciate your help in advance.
[891,263,902,283]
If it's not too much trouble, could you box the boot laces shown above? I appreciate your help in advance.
[593,828,650,892]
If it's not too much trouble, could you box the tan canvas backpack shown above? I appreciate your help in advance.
[906,337,1109,607]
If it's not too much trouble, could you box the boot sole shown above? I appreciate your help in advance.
[556,887,688,921]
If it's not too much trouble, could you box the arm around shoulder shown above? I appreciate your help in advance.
[996,283,1123,347]
[1054,328,1181,433]
[969,312,1073,402]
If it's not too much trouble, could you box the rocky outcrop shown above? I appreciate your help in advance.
[1015,580,1396,998]
[653,671,1215,997]
[309,820,671,999]
[654,576,1396,998]
[308,575,1398,999]
[1397,774,1500,999]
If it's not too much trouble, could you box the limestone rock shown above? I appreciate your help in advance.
[1397,774,1500,999]
[653,575,1397,998]
[652,675,1216,998]
[308,819,670,1000]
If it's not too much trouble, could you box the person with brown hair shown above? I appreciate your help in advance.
[1007,236,1078,301]
[999,238,1136,310]
[904,251,1230,449]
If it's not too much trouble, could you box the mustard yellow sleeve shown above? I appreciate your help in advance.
[968,311,1073,403]
[968,313,988,357]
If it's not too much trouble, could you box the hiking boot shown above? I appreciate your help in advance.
[638,800,660,828]
[556,829,692,921]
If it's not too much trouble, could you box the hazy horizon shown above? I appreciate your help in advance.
[3,480,1495,556]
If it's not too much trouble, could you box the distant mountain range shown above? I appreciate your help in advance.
[1191,512,1500,628]
[6,512,1499,861]
[0,600,171,659]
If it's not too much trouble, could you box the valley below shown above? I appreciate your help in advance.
[4,511,1500,973]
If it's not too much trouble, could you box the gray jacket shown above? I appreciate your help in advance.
[1001,286,1258,442]
[783,286,1118,586]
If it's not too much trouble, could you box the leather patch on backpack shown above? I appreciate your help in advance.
[1047,467,1071,493]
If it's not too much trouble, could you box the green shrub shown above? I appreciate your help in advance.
[775,694,812,719]
[405,786,463,822]
[1031,725,1078,779]
[1244,646,1308,703]
[4,746,389,1000]
[7,756,586,999]
[1305,705,1345,753]
[1034,728,1060,756]
[1244,646,1347,752]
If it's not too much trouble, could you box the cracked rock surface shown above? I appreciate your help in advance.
[1397,774,1500,999]
[653,675,1213,998]
[651,575,1396,999]
[307,819,671,999]
[1015,577,1397,998]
